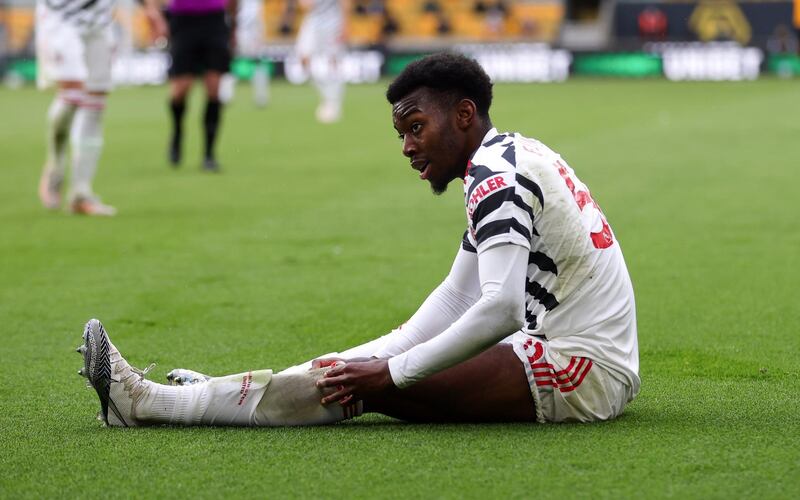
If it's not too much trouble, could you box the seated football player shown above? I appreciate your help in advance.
[77,53,639,426]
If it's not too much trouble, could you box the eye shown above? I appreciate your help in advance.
[411,123,422,134]
[397,133,404,141]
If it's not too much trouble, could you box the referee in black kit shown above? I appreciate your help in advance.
[165,0,237,172]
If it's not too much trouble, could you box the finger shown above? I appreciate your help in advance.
[317,373,347,388]
[324,364,347,377]
[321,386,350,405]
[312,358,338,369]
[339,394,354,406]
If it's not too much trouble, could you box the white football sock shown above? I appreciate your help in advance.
[320,77,343,109]
[135,370,272,426]
[252,63,270,107]
[311,57,344,115]
[44,89,82,180]
[201,370,273,425]
[133,368,358,427]
[135,380,210,425]
[69,93,106,200]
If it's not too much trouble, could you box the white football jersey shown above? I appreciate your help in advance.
[38,0,116,32]
[300,0,343,35]
[295,0,344,57]
[463,128,640,391]
[304,0,342,21]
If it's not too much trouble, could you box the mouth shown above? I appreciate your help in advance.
[412,160,430,180]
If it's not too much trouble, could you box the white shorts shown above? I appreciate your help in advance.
[35,8,115,91]
[503,332,634,423]
[295,16,344,59]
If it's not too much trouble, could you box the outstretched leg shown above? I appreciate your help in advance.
[77,319,360,427]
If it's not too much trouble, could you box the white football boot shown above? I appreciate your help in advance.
[69,195,117,216]
[77,319,154,426]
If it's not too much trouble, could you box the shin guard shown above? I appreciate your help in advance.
[253,368,362,426]
[200,370,273,426]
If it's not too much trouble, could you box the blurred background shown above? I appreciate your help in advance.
[1,0,798,87]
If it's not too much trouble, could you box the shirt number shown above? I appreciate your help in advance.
[555,160,614,249]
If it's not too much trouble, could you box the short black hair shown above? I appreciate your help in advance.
[386,52,493,118]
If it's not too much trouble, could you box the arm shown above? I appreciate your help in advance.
[318,243,527,401]
[311,246,479,366]
[227,0,239,48]
[371,246,481,358]
[387,243,527,388]
[141,0,168,43]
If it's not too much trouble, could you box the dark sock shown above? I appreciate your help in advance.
[169,99,186,162]
[203,99,222,160]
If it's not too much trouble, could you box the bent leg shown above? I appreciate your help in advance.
[40,81,83,209]
[365,344,536,423]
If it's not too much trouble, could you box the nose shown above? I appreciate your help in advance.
[402,134,416,158]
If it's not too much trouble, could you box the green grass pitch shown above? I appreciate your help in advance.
[0,78,798,498]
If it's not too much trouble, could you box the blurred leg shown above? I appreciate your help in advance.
[168,76,193,166]
[69,90,107,202]
[201,71,223,169]
[68,28,116,216]
[40,81,82,209]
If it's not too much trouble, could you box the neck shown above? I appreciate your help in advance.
[458,120,493,179]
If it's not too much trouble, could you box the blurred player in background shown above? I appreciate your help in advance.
[296,0,346,123]
[235,0,270,107]
[166,0,237,172]
[36,0,166,215]
[77,54,639,427]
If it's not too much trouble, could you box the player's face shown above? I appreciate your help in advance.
[392,88,467,195]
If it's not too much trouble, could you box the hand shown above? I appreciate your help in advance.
[143,6,169,46]
[316,359,394,405]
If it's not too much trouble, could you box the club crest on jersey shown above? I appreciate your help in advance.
[467,175,508,219]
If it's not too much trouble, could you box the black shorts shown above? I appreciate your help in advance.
[168,11,231,77]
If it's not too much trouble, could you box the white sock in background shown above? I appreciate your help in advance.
[252,62,270,107]
[218,73,236,104]
[311,56,344,123]
[321,76,343,112]
[44,89,82,183]
[69,93,106,200]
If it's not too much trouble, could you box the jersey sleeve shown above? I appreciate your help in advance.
[461,230,477,253]
[466,169,535,254]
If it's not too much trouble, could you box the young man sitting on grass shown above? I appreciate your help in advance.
[77,53,639,426]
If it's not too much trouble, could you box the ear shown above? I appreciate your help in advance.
[454,99,477,130]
